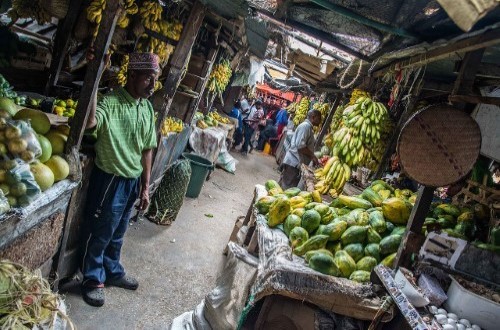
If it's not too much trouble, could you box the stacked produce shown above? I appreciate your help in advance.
[0,104,70,213]
[255,179,417,283]
[312,101,330,130]
[0,260,73,329]
[315,96,393,196]
[53,99,77,118]
[117,0,138,29]
[160,116,183,135]
[291,97,310,126]
[207,59,232,95]
[0,75,19,100]
[86,0,106,37]
[193,111,229,129]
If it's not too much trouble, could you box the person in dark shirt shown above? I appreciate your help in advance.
[257,119,278,151]
[229,101,243,146]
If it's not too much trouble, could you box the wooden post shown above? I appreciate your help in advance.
[449,49,485,110]
[65,0,121,154]
[314,93,342,150]
[185,47,219,122]
[154,1,205,134]
[45,0,86,95]
[394,185,434,268]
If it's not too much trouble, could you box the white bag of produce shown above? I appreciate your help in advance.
[1,119,42,162]
[0,158,41,208]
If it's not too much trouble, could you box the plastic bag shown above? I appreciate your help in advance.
[1,158,41,208]
[1,119,42,162]
[0,189,10,215]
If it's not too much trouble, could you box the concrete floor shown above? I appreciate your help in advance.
[61,151,279,329]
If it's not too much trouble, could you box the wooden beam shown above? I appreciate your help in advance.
[395,186,434,268]
[45,0,86,95]
[289,32,349,64]
[154,0,205,134]
[449,94,500,106]
[314,93,342,150]
[65,0,121,154]
[372,27,500,78]
[255,9,371,62]
[455,61,500,79]
[452,49,485,96]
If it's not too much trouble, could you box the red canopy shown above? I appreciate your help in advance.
[256,83,299,103]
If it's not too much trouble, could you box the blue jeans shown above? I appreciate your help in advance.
[82,166,139,285]
[242,123,254,153]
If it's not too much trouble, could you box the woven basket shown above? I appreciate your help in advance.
[39,0,69,19]
[397,104,481,187]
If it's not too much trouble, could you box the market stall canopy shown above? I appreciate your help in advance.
[255,83,297,102]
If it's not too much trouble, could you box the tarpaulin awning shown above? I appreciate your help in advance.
[255,83,298,102]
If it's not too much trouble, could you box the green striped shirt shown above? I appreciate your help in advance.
[91,87,157,178]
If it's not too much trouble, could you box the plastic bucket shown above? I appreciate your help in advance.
[263,142,272,154]
[182,152,214,198]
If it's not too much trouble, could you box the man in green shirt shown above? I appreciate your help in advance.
[81,53,158,307]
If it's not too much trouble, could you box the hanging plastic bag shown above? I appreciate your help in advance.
[1,119,42,163]
[0,189,10,216]
[2,158,41,208]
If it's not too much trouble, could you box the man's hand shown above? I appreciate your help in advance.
[137,186,150,211]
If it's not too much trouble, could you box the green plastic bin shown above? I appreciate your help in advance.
[182,153,214,198]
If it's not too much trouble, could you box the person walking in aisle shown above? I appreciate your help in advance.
[229,100,243,147]
[241,100,264,155]
[81,52,158,307]
[280,109,322,189]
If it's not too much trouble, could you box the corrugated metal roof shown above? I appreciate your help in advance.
[245,17,269,58]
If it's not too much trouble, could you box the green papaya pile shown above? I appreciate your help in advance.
[254,179,419,283]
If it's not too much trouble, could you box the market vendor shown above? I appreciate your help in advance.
[81,52,158,307]
[280,109,322,189]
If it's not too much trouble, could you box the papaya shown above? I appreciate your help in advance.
[304,249,333,263]
[367,227,382,244]
[292,208,305,217]
[391,226,406,236]
[371,183,385,192]
[380,253,397,268]
[361,187,383,207]
[305,202,321,210]
[401,189,413,198]
[326,241,342,254]
[437,216,455,228]
[356,211,370,226]
[321,209,335,224]
[349,270,371,283]
[301,209,322,233]
[432,207,446,218]
[408,195,417,204]
[382,197,412,224]
[289,227,309,248]
[343,243,365,262]
[268,188,284,196]
[321,220,347,241]
[314,203,330,216]
[385,222,395,235]
[265,179,281,191]
[356,256,378,272]
[289,196,307,209]
[371,179,394,192]
[341,225,368,245]
[436,204,461,217]
[330,198,343,208]
[380,234,402,255]
[378,189,391,200]
[255,196,276,214]
[283,187,301,197]
[294,235,329,256]
[337,208,351,216]
[369,211,387,233]
[311,190,322,203]
[364,243,381,262]
[333,250,357,278]
[338,195,372,210]
[297,191,313,203]
[367,207,382,213]
[284,214,302,236]
[457,211,474,223]
[268,196,291,227]
[309,253,341,276]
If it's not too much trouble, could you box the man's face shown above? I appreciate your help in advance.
[312,114,322,126]
[129,69,159,98]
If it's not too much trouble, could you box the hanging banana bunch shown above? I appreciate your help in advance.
[207,59,232,94]
[116,55,129,86]
[349,88,371,105]
[292,97,310,126]
[8,0,52,24]
[315,94,392,197]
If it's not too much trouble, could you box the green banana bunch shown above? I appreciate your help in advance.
[292,97,310,126]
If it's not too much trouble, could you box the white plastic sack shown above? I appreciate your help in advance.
[189,127,226,163]
[248,56,265,87]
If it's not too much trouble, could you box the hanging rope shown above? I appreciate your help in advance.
[338,60,364,89]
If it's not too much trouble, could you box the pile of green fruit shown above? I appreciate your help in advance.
[255,179,417,283]
[53,99,77,118]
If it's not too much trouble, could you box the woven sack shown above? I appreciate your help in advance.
[147,159,191,225]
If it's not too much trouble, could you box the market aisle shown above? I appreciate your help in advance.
[61,151,279,329]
